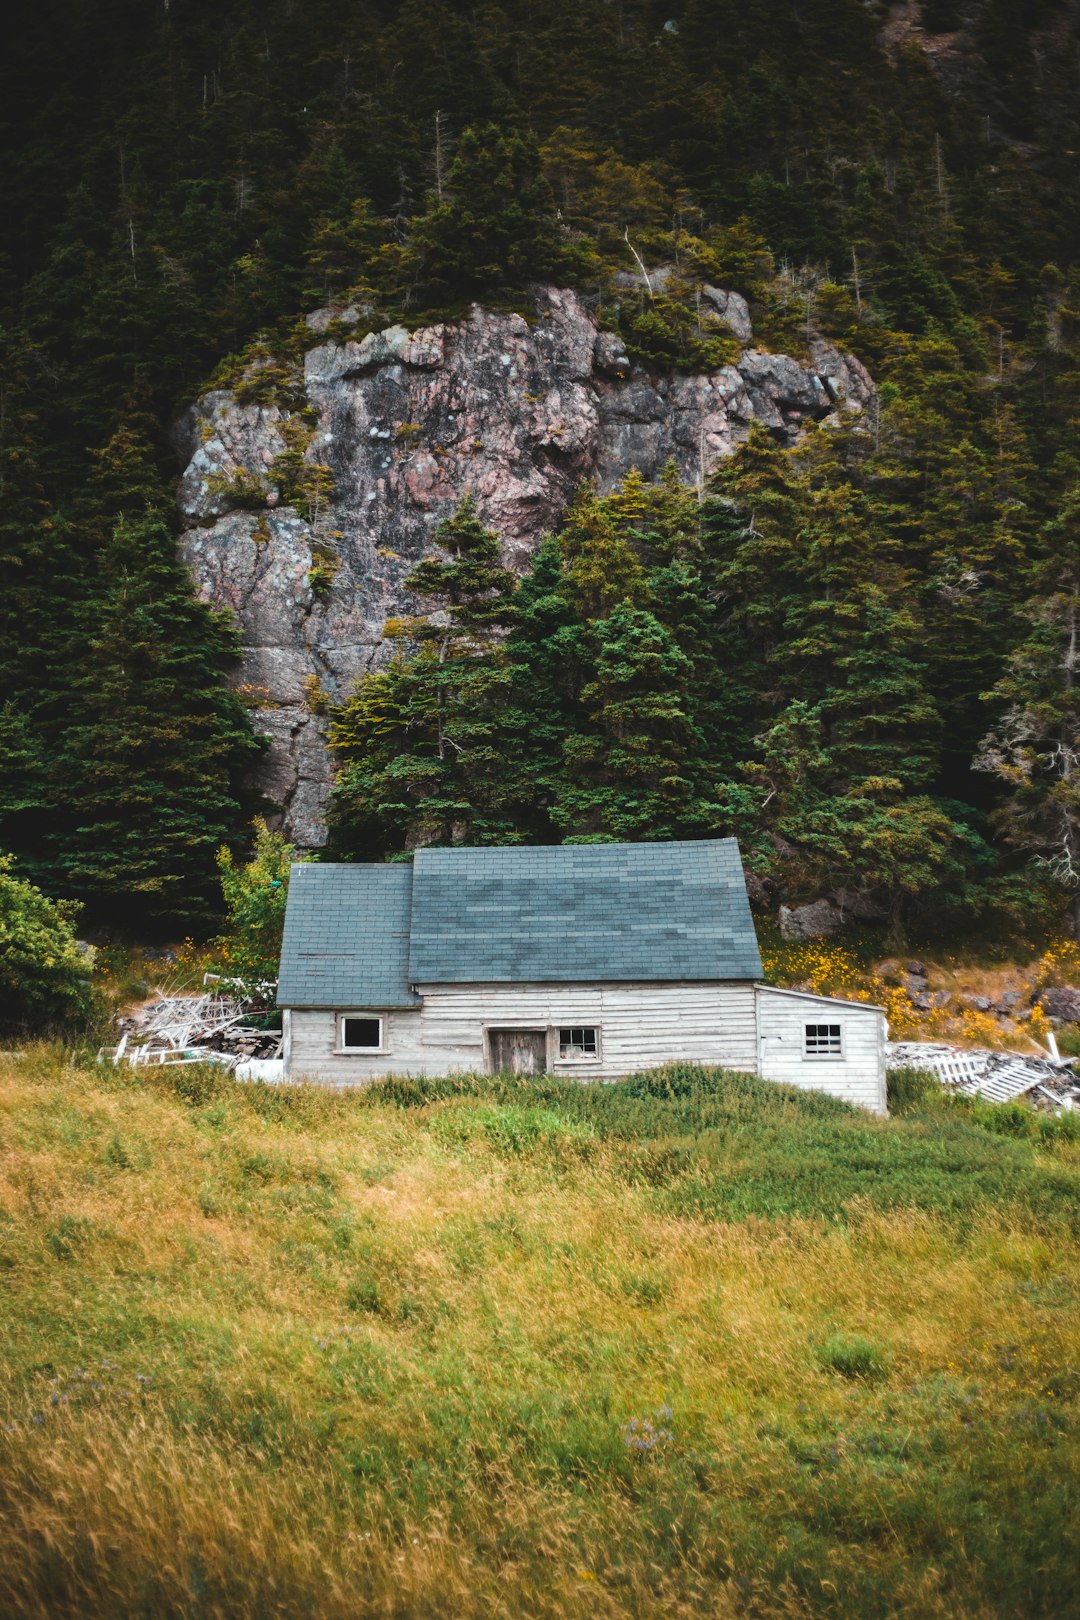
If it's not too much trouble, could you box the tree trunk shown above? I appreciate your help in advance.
[885,891,906,951]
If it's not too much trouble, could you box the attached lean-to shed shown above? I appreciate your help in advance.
[277,839,887,1113]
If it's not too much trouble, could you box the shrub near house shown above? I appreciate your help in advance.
[0,856,93,1034]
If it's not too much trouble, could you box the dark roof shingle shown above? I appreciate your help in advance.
[409,838,761,984]
[276,863,419,1008]
[278,839,762,1006]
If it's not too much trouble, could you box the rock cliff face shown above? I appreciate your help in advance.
[177,285,873,844]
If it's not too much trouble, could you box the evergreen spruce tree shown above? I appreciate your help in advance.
[552,602,703,841]
[977,486,1080,935]
[47,510,262,924]
[329,495,521,853]
[405,124,582,309]
[0,706,50,870]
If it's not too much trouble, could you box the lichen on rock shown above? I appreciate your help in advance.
[177,284,873,845]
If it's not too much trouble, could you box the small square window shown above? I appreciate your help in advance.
[558,1026,598,1059]
[340,1015,382,1051]
[805,1023,842,1058]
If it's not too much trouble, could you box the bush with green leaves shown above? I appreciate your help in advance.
[0,855,94,1034]
[214,820,305,993]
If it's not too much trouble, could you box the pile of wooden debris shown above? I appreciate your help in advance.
[886,1040,1080,1110]
[105,981,282,1072]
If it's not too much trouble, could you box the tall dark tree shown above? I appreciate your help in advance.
[46,510,262,925]
[405,125,583,308]
[329,496,520,853]
[978,487,1080,935]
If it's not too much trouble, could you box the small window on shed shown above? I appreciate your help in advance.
[340,1015,383,1051]
[558,1027,599,1059]
[804,1022,842,1058]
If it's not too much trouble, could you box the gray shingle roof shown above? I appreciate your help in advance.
[276,862,420,1008]
[278,840,762,1006]
[410,839,761,984]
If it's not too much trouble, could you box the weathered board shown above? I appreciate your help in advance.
[284,980,887,1114]
[487,1029,548,1075]
[756,986,886,1113]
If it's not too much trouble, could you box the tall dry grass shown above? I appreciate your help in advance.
[1,1047,1078,1616]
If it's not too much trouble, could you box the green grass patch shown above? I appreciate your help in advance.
[0,1047,1078,1618]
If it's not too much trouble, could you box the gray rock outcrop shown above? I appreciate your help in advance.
[778,899,844,941]
[1039,986,1080,1022]
[177,285,873,844]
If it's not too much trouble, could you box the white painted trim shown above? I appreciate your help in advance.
[802,1018,845,1061]
[336,1011,389,1055]
[554,1023,603,1063]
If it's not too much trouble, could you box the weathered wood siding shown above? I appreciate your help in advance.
[285,981,887,1113]
[287,980,758,1086]
[755,986,886,1114]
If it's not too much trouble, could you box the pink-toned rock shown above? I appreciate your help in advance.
[177,285,874,843]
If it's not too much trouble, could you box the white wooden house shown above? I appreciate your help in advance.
[277,840,887,1113]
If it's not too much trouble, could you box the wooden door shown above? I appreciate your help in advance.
[488,1028,548,1075]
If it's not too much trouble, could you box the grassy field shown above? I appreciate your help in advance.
[1,1051,1079,1618]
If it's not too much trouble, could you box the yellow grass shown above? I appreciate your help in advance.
[1,1048,1079,1617]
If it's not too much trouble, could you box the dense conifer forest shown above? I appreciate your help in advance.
[5,0,1080,931]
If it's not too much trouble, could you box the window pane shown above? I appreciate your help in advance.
[343,1017,381,1049]
[804,1023,841,1055]
[558,1026,598,1057]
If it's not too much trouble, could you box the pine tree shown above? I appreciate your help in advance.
[329,495,521,853]
[553,602,703,841]
[405,124,583,309]
[556,483,649,621]
[977,486,1080,935]
[0,706,50,871]
[47,511,262,925]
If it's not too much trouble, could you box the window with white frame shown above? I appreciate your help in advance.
[338,1014,384,1052]
[804,1022,842,1058]
[558,1026,599,1059]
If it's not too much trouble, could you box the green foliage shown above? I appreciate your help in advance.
[202,466,270,514]
[405,124,585,311]
[886,1066,942,1115]
[307,543,341,598]
[818,1334,892,1382]
[0,856,93,1034]
[617,293,743,374]
[978,485,1080,933]
[329,496,522,853]
[270,417,336,526]
[6,1,1080,926]
[327,456,993,925]
[42,509,263,925]
[215,820,303,990]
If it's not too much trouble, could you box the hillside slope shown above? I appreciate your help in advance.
[177,287,872,840]
[2,1053,1079,1617]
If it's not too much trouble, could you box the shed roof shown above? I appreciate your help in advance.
[278,839,762,1006]
[408,839,762,985]
[276,862,420,1009]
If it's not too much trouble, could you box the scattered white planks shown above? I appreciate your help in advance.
[104,987,282,1069]
[886,1041,1080,1107]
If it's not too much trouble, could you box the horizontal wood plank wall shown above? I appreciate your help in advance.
[286,985,886,1112]
[287,981,758,1086]
[755,987,886,1114]
[288,1007,429,1084]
